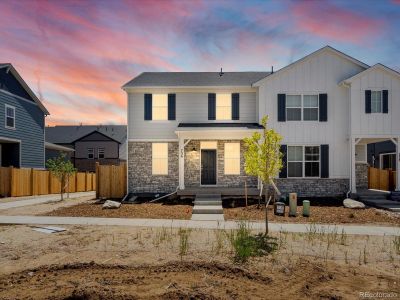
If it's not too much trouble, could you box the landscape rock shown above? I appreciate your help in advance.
[102,200,121,209]
[343,199,365,209]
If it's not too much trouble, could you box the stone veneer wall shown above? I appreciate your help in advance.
[272,178,349,198]
[184,140,258,188]
[128,142,178,193]
[355,163,368,189]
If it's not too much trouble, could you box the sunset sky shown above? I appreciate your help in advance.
[1,0,399,126]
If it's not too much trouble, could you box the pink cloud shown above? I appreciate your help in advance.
[290,1,384,43]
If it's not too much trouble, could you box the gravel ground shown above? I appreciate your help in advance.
[224,204,400,225]
[43,202,193,219]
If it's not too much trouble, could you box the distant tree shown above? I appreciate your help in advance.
[244,116,283,234]
[46,153,76,201]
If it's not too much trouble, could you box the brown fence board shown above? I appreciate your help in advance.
[32,170,50,195]
[76,172,86,192]
[96,163,126,199]
[0,167,11,197]
[368,167,392,191]
[11,168,32,197]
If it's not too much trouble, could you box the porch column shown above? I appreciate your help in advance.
[178,136,185,190]
[397,137,400,191]
[350,136,357,193]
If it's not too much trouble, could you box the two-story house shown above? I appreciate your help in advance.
[123,46,400,197]
[0,63,49,168]
[45,125,127,172]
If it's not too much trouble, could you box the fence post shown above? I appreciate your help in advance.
[9,166,13,197]
[95,162,99,199]
[31,168,34,196]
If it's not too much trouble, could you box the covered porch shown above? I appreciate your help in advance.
[0,136,21,167]
[175,123,263,191]
[350,136,399,193]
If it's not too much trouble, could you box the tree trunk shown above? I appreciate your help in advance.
[60,175,64,201]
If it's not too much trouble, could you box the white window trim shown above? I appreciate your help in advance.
[151,94,169,121]
[286,94,319,121]
[370,90,383,114]
[87,148,94,159]
[216,93,232,121]
[224,142,240,175]
[5,104,16,129]
[152,143,169,175]
[287,145,321,178]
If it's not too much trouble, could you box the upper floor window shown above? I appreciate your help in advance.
[87,148,94,159]
[152,94,168,120]
[5,105,15,129]
[152,143,168,175]
[98,148,105,159]
[371,91,382,113]
[216,93,231,120]
[286,95,319,121]
[287,145,320,178]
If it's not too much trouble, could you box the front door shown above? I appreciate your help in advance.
[201,150,216,185]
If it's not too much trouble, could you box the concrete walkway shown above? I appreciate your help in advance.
[0,215,398,236]
[0,191,95,210]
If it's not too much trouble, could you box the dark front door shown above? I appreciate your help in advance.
[201,150,216,185]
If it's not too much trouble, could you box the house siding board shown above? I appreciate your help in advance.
[0,68,34,102]
[128,91,257,139]
[0,91,44,168]
[257,50,366,179]
[350,67,400,135]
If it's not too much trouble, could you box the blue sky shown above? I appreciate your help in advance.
[0,0,399,125]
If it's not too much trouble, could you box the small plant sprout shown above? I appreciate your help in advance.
[178,228,191,260]
[393,236,400,255]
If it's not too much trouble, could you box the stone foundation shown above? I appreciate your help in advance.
[355,163,368,189]
[273,178,349,198]
[128,142,178,193]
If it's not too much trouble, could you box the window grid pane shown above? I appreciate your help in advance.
[371,91,382,113]
[216,94,232,120]
[152,143,168,175]
[152,94,168,120]
[286,95,301,107]
[224,143,240,175]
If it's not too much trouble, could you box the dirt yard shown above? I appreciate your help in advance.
[0,224,399,299]
[44,202,193,219]
[225,204,400,225]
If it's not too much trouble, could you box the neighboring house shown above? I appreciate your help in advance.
[45,142,75,162]
[0,63,49,168]
[123,46,400,197]
[45,125,127,172]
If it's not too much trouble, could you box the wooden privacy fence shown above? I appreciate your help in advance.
[96,162,127,199]
[368,167,396,191]
[0,166,96,197]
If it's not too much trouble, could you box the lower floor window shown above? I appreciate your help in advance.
[98,148,105,159]
[87,148,94,159]
[288,146,320,177]
[224,142,240,174]
[152,143,168,175]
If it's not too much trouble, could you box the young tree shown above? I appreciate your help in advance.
[46,154,77,201]
[244,116,283,234]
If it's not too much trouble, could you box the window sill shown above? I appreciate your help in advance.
[5,126,16,130]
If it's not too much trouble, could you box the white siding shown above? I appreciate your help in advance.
[350,68,400,136]
[258,50,366,178]
[128,90,257,140]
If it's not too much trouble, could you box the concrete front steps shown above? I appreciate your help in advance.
[191,194,224,221]
[357,189,400,212]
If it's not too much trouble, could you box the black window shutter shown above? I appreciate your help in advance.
[279,145,287,178]
[319,93,328,122]
[144,94,152,120]
[208,93,216,120]
[232,93,240,120]
[277,94,286,122]
[365,90,371,114]
[320,144,329,178]
[168,94,176,120]
[382,90,388,113]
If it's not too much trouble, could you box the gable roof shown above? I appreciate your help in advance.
[122,72,270,89]
[73,130,121,144]
[0,63,49,115]
[45,125,127,144]
[340,63,400,85]
[252,46,370,86]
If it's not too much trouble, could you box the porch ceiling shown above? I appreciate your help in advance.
[356,137,397,145]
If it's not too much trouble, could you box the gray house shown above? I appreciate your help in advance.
[0,63,49,168]
[45,125,127,172]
